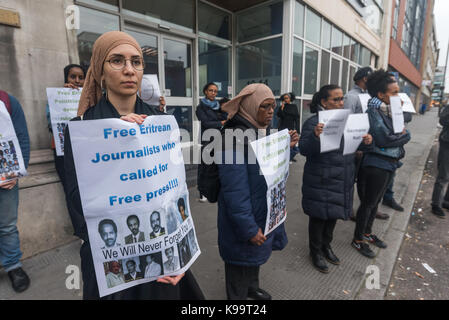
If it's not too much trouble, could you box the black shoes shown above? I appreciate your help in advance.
[248,288,272,300]
[363,234,387,249]
[310,253,329,273]
[322,247,340,265]
[382,198,404,212]
[375,212,390,220]
[442,202,449,211]
[432,206,446,219]
[351,240,376,258]
[8,267,30,293]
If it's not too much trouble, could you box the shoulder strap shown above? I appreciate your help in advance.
[0,90,12,115]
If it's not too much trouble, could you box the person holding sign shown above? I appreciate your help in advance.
[344,66,372,114]
[45,64,85,189]
[217,83,299,300]
[64,31,204,300]
[277,92,300,163]
[352,70,411,258]
[299,85,372,273]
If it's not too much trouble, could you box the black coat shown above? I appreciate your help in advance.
[277,103,300,132]
[195,100,227,138]
[299,114,362,221]
[64,96,204,300]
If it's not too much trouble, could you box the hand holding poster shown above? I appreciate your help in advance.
[68,115,200,297]
[399,93,416,114]
[0,101,27,184]
[343,113,370,155]
[46,88,82,156]
[140,75,161,106]
[358,93,371,113]
[250,129,290,236]
[390,96,405,134]
[318,109,351,153]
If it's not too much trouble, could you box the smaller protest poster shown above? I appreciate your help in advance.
[250,129,290,236]
[0,101,27,184]
[140,75,161,106]
[390,96,405,134]
[399,93,416,114]
[358,93,371,113]
[343,113,370,155]
[46,88,82,156]
[318,109,351,153]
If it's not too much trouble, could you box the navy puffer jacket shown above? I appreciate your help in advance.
[299,114,362,221]
[216,115,288,266]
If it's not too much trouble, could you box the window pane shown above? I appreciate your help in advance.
[302,99,312,125]
[77,6,120,68]
[349,66,356,90]
[342,60,349,94]
[320,51,330,87]
[292,39,303,96]
[305,9,321,45]
[294,1,304,37]
[199,39,231,97]
[126,30,159,79]
[237,2,283,43]
[359,46,371,66]
[330,58,340,85]
[122,0,194,32]
[77,0,118,11]
[166,106,192,141]
[343,34,351,59]
[350,40,359,63]
[331,27,343,55]
[304,47,319,95]
[198,2,231,40]
[237,37,282,96]
[164,39,192,97]
[322,20,331,49]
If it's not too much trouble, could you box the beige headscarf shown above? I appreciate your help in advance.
[221,83,275,129]
[77,31,143,116]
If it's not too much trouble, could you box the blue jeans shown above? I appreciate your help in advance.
[0,184,22,272]
[290,146,300,161]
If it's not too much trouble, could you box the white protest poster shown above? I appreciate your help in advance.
[250,129,290,236]
[358,93,371,113]
[399,93,416,114]
[0,101,27,185]
[318,109,351,153]
[68,115,200,297]
[140,75,161,106]
[46,88,82,156]
[390,96,405,134]
[343,113,370,155]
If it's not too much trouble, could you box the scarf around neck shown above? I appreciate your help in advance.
[201,97,220,110]
[368,97,391,118]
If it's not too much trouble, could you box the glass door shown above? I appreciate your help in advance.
[330,56,342,86]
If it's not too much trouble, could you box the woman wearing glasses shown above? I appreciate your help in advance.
[64,31,204,300]
[195,82,228,202]
[299,85,372,273]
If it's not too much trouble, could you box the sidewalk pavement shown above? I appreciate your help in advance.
[0,108,440,300]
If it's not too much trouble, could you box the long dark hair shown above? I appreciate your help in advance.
[309,85,341,113]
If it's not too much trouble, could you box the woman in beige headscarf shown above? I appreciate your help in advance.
[64,31,204,300]
[216,84,298,300]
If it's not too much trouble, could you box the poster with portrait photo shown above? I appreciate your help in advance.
[162,245,180,275]
[0,102,27,185]
[69,115,201,297]
[266,174,288,233]
[103,260,125,288]
[122,257,143,283]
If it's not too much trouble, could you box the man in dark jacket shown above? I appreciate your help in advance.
[278,93,300,162]
[0,91,30,293]
[431,104,449,218]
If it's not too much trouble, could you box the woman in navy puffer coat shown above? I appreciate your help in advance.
[300,85,372,274]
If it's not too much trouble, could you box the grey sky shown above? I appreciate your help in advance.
[434,0,449,90]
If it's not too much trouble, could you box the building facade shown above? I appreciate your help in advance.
[0,0,390,257]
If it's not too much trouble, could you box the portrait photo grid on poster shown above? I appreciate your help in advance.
[0,140,21,182]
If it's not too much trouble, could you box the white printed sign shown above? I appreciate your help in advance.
[343,113,370,155]
[250,130,290,236]
[0,101,27,185]
[399,93,416,114]
[46,88,82,156]
[140,75,161,106]
[358,93,371,113]
[68,115,200,297]
[390,96,405,134]
[318,109,351,153]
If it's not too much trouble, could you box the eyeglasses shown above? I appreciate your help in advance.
[207,89,218,93]
[259,103,276,110]
[329,97,344,102]
[105,56,145,71]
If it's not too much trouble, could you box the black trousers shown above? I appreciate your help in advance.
[308,217,337,256]
[53,149,66,192]
[354,166,393,241]
[225,263,259,300]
